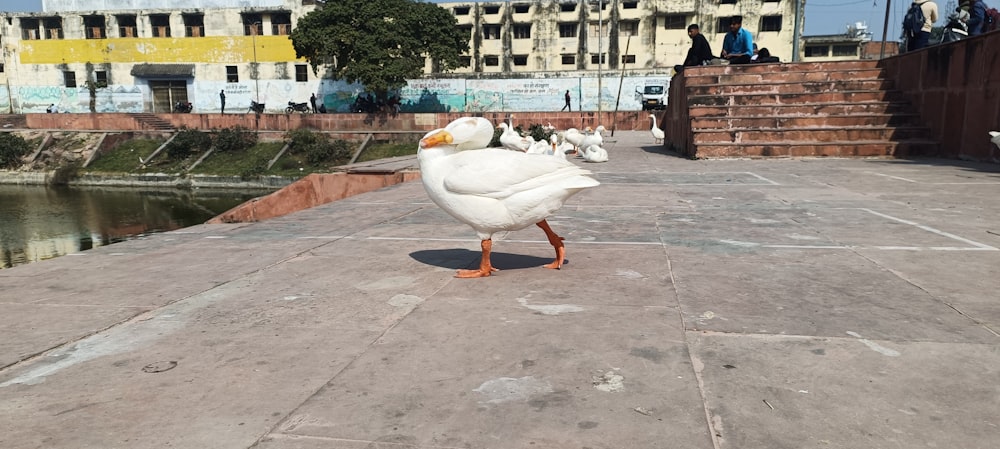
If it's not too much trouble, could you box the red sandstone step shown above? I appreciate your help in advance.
[690,114,921,130]
[689,90,900,106]
[693,140,940,158]
[683,69,888,87]
[686,79,894,96]
[692,126,928,144]
[688,102,911,117]
[685,60,879,77]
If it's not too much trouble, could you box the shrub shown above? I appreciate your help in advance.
[286,129,352,164]
[166,128,211,159]
[0,132,31,168]
[213,126,258,153]
[305,139,352,165]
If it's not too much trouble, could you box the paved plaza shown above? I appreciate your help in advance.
[2,131,998,448]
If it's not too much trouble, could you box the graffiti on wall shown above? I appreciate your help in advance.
[7,75,671,114]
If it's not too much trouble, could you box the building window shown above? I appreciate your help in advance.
[622,54,636,64]
[804,45,829,57]
[295,64,308,82]
[83,15,106,39]
[0,64,5,73]
[226,66,239,82]
[243,14,263,35]
[460,56,471,66]
[561,54,575,65]
[716,17,732,33]
[183,14,204,37]
[513,24,531,39]
[760,16,782,32]
[483,25,500,40]
[94,71,108,87]
[43,17,63,39]
[484,6,500,14]
[588,23,603,38]
[590,53,606,64]
[664,15,687,30]
[720,0,737,4]
[272,13,292,35]
[20,18,39,40]
[513,4,530,13]
[763,0,780,2]
[513,55,528,66]
[623,1,638,8]
[458,25,472,36]
[484,55,499,66]
[559,23,577,37]
[832,44,858,56]
[150,14,171,38]
[116,14,136,38]
[560,3,576,12]
[453,6,470,15]
[63,71,76,88]
[619,21,638,36]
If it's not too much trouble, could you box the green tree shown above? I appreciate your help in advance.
[290,0,469,101]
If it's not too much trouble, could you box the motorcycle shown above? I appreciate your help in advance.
[173,101,193,113]
[248,100,265,114]
[285,101,310,114]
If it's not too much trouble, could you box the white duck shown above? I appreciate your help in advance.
[578,125,606,155]
[563,127,585,153]
[526,136,551,155]
[581,144,609,163]
[498,122,532,152]
[418,117,600,278]
[649,114,665,144]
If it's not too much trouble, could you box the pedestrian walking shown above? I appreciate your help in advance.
[561,90,571,112]
[220,90,226,114]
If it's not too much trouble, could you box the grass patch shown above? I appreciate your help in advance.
[189,141,286,178]
[356,141,418,163]
[84,138,165,173]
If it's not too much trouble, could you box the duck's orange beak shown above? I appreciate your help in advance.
[420,130,453,149]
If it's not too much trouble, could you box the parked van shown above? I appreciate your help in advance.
[637,80,668,110]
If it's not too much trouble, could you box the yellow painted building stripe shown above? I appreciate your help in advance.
[19,36,302,65]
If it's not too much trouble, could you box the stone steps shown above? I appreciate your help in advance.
[672,60,938,158]
[129,113,175,131]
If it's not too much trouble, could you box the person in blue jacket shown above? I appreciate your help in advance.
[721,16,754,65]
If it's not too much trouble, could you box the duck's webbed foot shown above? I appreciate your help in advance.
[536,220,566,269]
[456,239,499,278]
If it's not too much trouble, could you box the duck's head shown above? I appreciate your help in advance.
[420,117,494,151]
[419,127,453,151]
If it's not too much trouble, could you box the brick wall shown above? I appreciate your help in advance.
[16,111,658,134]
[879,32,1000,162]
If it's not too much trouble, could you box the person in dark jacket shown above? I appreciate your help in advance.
[682,24,714,68]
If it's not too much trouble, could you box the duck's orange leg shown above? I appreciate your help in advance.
[536,220,566,269]
[457,239,499,278]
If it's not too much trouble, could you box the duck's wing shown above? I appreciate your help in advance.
[442,149,595,200]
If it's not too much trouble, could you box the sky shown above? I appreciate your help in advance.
[0,0,966,42]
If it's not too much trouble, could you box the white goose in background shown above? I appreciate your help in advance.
[417,117,600,278]
[498,122,532,152]
[548,134,567,160]
[525,136,551,154]
[578,125,606,156]
[563,127,585,154]
[581,144,609,163]
[649,114,665,144]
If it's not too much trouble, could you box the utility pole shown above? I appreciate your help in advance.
[597,0,603,123]
[252,22,261,103]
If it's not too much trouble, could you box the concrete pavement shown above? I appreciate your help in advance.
[1,131,998,448]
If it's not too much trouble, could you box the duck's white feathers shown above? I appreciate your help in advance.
[419,124,599,239]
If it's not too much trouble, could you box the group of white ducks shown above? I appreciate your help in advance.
[417,117,600,278]
[498,120,610,163]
